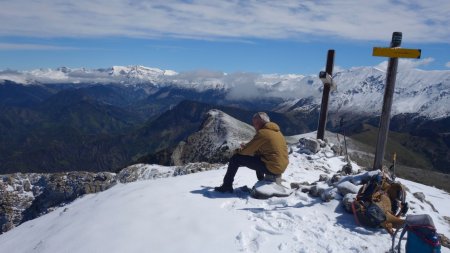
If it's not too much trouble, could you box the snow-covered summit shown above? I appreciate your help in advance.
[109,65,177,80]
[0,131,448,253]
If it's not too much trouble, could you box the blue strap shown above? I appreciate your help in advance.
[392,224,407,253]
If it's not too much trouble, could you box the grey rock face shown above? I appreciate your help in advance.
[298,137,320,154]
[331,144,342,156]
[342,193,357,213]
[309,182,328,198]
[117,162,223,183]
[413,192,426,202]
[336,181,360,196]
[117,164,174,183]
[319,174,330,182]
[171,110,255,165]
[322,187,341,202]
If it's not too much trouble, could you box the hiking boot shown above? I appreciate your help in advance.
[256,171,265,181]
[214,184,233,193]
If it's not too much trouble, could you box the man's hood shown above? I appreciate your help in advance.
[262,122,280,132]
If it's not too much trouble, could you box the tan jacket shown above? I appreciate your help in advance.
[238,122,289,174]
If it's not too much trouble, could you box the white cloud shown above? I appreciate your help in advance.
[376,57,434,71]
[224,72,261,100]
[446,62,450,68]
[0,0,449,43]
[400,57,434,69]
[0,43,78,50]
[332,65,346,74]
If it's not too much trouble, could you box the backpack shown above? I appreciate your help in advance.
[352,171,408,233]
[391,214,441,253]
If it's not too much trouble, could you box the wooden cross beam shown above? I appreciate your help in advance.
[316,50,335,140]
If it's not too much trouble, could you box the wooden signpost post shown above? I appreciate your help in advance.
[317,50,336,140]
[372,32,421,171]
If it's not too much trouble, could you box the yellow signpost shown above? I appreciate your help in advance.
[373,47,421,59]
[372,32,422,171]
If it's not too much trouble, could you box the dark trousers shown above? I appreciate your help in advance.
[223,154,274,186]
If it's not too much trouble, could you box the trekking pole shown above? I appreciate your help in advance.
[340,117,349,163]
[335,116,342,155]
[344,134,349,163]
[336,132,342,155]
[390,152,397,180]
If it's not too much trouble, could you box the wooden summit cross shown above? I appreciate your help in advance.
[372,32,421,171]
[316,50,336,140]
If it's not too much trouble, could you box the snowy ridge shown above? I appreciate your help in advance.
[117,162,225,183]
[171,109,255,165]
[109,65,177,83]
[0,66,177,86]
[0,132,448,253]
[1,65,449,119]
[331,67,450,119]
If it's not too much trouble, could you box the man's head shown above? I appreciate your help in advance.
[252,112,270,130]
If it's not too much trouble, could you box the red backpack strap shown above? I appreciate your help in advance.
[351,201,361,226]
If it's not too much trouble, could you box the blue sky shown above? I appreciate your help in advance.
[1,0,449,74]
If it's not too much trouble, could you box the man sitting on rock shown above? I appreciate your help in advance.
[214,112,289,193]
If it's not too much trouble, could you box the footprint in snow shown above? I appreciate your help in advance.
[235,231,263,253]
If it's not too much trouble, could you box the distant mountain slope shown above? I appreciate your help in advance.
[0,86,141,173]
[346,123,449,173]
[38,88,140,133]
[0,95,309,173]
[0,81,54,107]
[171,109,255,165]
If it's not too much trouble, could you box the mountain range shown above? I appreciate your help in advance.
[2,65,449,118]
[0,65,449,173]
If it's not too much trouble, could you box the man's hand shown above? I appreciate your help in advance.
[233,143,246,154]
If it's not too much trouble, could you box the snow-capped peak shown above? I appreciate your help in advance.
[109,65,167,78]
[171,109,255,165]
